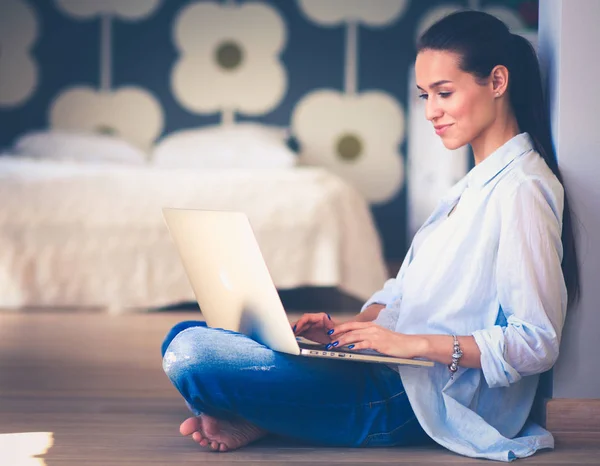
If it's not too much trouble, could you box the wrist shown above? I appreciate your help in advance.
[366,303,385,312]
[411,335,431,359]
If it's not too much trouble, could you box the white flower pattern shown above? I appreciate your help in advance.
[0,0,38,107]
[49,87,164,151]
[292,90,405,204]
[50,0,165,150]
[55,0,162,20]
[171,1,287,116]
[297,0,409,27]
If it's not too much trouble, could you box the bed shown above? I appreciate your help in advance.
[0,127,388,311]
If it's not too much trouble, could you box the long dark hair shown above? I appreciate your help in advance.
[417,10,580,307]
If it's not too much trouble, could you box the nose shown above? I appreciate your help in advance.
[425,98,443,121]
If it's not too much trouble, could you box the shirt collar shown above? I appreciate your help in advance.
[466,132,534,189]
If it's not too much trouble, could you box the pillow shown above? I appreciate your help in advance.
[152,123,296,169]
[13,130,149,165]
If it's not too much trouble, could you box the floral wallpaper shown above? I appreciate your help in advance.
[0,0,39,107]
[0,0,537,260]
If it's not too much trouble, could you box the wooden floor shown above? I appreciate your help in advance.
[0,311,598,465]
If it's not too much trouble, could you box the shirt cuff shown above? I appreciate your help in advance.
[472,326,522,388]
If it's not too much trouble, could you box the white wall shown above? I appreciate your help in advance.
[538,0,600,398]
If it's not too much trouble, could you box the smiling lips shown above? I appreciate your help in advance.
[434,124,453,135]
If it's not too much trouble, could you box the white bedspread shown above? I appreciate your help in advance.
[0,158,388,310]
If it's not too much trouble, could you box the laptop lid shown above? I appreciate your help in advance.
[162,208,301,355]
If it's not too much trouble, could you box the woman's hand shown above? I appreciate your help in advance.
[329,321,425,359]
[291,312,336,345]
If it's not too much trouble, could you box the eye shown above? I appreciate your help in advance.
[439,92,453,98]
[418,93,428,100]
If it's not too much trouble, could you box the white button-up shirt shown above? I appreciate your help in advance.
[364,133,567,461]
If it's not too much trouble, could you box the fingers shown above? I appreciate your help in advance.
[336,339,370,351]
[327,323,379,349]
[292,312,330,335]
[329,329,369,349]
[322,313,335,331]
[331,321,373,337]
[291,314,313,335]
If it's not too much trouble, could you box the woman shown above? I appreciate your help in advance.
[161,11,579,461]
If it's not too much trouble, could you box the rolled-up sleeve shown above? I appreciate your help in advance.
[473,178,567,388]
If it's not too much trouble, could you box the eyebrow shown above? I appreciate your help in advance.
[416,80,453,91]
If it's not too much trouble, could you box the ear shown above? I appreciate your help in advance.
[490,65,509,99]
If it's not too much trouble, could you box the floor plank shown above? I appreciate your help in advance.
[0,312,598,465]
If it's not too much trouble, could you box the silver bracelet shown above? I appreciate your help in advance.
[448,335,463,379]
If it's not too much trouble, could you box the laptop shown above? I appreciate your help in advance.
[162,208,433,368]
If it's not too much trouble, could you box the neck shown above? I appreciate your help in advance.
[471,114,520,165]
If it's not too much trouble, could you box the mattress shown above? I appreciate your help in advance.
[0,157,388,310]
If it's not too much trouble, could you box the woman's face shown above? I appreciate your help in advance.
[415,49,496,150]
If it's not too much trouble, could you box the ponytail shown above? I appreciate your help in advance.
[509,33,580,307]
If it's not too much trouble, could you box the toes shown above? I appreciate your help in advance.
[219,443,228,452]
[191,430,210,448]
[180,417,201,436]
[210,440,219,451]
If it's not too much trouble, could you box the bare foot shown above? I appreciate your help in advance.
[179,415,267,452]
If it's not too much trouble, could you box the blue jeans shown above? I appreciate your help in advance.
[161,321,430,447]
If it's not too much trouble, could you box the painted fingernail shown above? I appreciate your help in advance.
[293,325,297,331]
[326,344,333,350]
[348,344,355,349]
[327,314,331,320]
[332,341,339,347]
[327,329,334,335]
